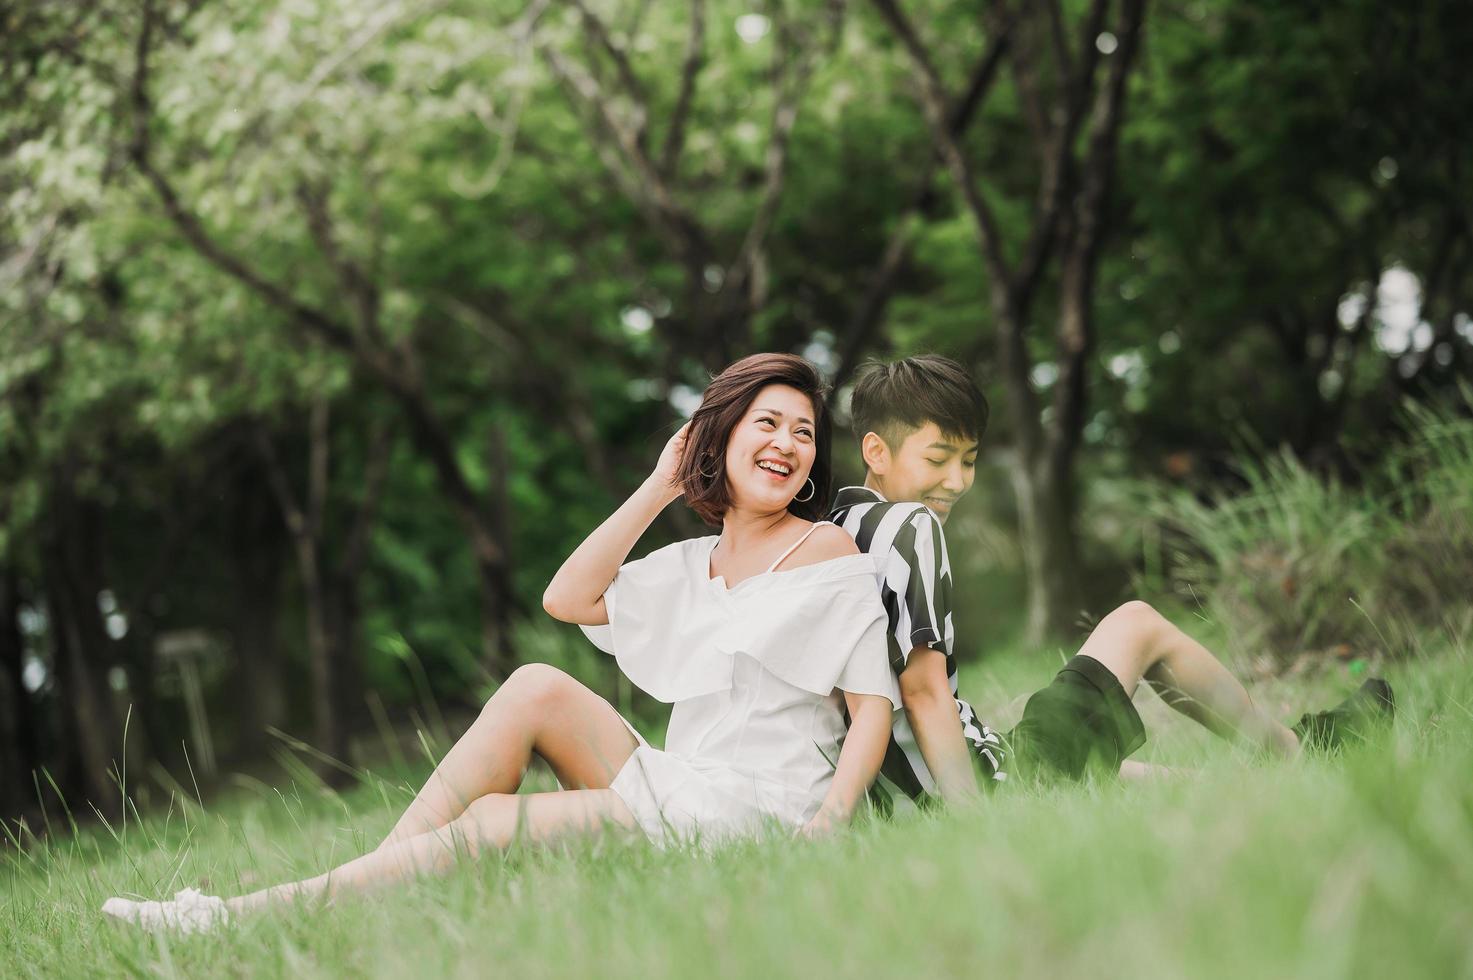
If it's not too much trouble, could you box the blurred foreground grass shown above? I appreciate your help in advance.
[3,637,1471,979]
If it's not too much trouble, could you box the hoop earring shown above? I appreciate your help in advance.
[794,477,816,503]
[697,452,719,480]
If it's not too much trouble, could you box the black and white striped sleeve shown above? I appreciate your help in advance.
[890,510,951,663]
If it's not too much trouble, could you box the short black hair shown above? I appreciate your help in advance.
[850,355,989,450]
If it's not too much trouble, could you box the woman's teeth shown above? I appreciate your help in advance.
[757,460,791,477]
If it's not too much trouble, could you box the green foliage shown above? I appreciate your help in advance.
[1153,396,1473,665]
[1113,0,1473,463]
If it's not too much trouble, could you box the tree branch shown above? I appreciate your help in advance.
[1046,0,1146,471]
[338,418,393,580]
[128,0,367,364]
[1003,5,1051,152]
[1012,0,1112,308]
[306,398,329,544]
[1071,0,1144,268]
[726,4,824,314]
[1042,0,1075,88]
[660,0,707,177]
[562,0,650,145]
[833,213,919,387]
[252,423,309,545]
[295,181,383,341]
[273,0,424,125]
[439,291,630,498]
[538,41,712,268]
[869,0,1014,290]
[832,21,1015,387]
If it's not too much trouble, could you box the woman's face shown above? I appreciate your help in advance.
[721,383,818,514]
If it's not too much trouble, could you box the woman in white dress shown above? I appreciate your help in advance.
[103,352,898,932]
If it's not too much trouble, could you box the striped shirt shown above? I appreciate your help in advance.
[829,486,1005,802]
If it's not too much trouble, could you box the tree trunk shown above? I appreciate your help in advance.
[45,483,122,815]
[0,566,41,822]
[1017,228,1095,644]
[475,560,519,680]
[253,413,347,773]
[230,470,287,756]
[1011,454,1083,645]
[295,543,344,766]
[393,385,519,676]
[110,618,161,784]
[324,579,363,743]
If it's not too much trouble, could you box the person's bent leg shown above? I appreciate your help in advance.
[378,664,639,849]
[1117,759,1179,780]
[234,789,637,914]
[1074,601,1298,758]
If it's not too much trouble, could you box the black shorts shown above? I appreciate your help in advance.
[1005,655,1146,781]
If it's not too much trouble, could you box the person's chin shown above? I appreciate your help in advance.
[922,499,954,523]
[734,479,797,510]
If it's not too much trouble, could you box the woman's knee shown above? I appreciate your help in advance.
[487,663,576,712]
[451,794,517,854]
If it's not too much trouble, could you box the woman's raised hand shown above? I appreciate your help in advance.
[647,421,691,502]
[546,424,693,625]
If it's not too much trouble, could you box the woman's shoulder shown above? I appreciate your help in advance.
[637,535,717,562]
[782,522,859,570]
[619,535,716,582]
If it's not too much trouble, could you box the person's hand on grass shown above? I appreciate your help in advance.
[796,810,840,839]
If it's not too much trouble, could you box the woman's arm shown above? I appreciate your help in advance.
[800,691,893,836]
[542,424,687,626]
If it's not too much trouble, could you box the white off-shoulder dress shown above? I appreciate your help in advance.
[580,526,899,844]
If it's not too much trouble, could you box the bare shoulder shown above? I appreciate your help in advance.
[786,522,859,568]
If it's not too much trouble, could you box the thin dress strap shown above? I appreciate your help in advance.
[765,521,832,574]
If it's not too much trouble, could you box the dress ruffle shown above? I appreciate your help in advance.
[580,539,732,702]
[580,541,897,708]
[712,557,898,705]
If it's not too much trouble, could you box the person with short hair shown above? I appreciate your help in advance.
[830,354,1395,802]
[104,353,898,933]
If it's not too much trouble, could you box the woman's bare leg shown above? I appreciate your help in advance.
[378,664,638,849]
[231,789,638,914]
[1075,601,1299,758]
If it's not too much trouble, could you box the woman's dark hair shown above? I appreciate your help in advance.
[850,354,989,450]
[676,353,832,526]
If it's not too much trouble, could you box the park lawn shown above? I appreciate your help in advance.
[3,641,1471,979]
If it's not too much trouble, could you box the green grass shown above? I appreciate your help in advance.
[4,640,1472,979]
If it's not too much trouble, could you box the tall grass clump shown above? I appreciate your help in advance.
[1153,391,1473,669]
[1380,394,1473,633]
[1154,452,1382,663]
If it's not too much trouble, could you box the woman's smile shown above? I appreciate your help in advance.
[756,457,794,480]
